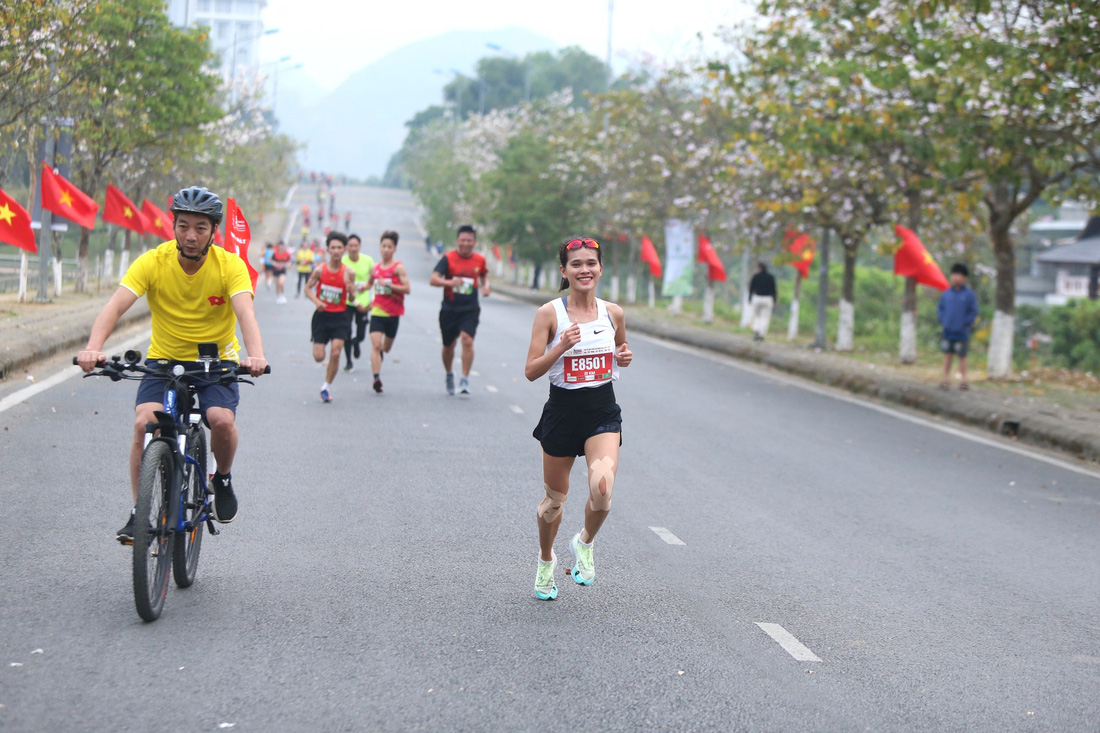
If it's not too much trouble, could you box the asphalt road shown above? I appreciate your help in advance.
[1,185,1098,732]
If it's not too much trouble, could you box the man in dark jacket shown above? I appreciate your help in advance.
[748,262,777,341]
[937,263,979,389]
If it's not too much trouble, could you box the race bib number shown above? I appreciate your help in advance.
[453,277,474,296]
[374,278,392,295]
[564,350,613,383]
[319,283,343,304]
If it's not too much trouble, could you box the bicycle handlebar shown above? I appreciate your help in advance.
[73,356,270,378]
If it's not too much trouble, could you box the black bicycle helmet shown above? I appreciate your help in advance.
[170,186,223,225]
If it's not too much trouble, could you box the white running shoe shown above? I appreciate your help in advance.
[458,375,469,394]
[570,533,594,585]
[535,552,558,600]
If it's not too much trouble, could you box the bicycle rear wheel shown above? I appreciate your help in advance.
[133,441,175,622]
[173,427,207,588]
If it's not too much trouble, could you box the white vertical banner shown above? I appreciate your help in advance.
[661,219,694,297]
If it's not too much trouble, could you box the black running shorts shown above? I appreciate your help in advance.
[370,315,400,339]
[532,383,622,458]
[439,306,479,346]
[311,309,351,344]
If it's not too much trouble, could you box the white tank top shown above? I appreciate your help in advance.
[546,297,619,390]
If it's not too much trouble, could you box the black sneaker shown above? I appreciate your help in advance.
[353,341,362,359]
[211,474,238,524]
[373,377,383,393]
[117,513,135,544]
[343,361,354,372]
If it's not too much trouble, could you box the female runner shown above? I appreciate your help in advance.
[524,236,632,600]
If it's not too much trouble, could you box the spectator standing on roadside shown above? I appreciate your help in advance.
[748,262,777,342]
[938,263,979,391]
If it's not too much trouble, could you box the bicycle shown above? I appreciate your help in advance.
[76,343,268,622]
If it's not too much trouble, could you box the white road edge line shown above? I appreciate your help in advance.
[0,330,152,415]
[636,332,1100,480]
[509,405,524,414]
[755,623,822,662]
[649,526,686,545]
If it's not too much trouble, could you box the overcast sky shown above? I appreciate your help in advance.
[259,0,752,90]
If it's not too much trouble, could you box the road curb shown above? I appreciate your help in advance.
[0,299,151,380]
[496,283,1100,464]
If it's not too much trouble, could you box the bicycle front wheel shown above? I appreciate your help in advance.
[133,441,175,622]
[173,427,207,588]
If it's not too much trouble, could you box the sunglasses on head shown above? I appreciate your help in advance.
[565,238,599,250]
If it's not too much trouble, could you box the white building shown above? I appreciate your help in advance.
[165,0,268,81]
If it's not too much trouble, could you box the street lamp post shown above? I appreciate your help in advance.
[230,26,279,87]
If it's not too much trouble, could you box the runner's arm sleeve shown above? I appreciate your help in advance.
[119,250,153,297]
[433,256,449,277]
[226,255,254,298]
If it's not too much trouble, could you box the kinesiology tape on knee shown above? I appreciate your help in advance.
[537,484,567,522]
[587,456,615,511]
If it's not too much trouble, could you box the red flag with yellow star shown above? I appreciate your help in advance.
[640,235,663,278]
[104,185,148,234]
[697,233,727,282]
[0,187,37,253]
[141,199,174,240]
[39,163,98,229]
[784,229,816,278]
[894,225,948,291]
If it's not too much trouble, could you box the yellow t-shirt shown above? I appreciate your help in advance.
[121,241,254,362]
[295,247,314,273]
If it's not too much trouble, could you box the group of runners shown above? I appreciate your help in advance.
[78,187,633,601]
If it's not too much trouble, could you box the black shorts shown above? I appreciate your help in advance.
[135,360,240,419]
[370,315,400,339]
[940,337,969,356]
[264,264,276,274]
[439,307,480,346]
[532,383,622,458]
[311,309,351,344]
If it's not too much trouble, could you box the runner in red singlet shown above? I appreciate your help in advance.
[366,230,410,393]
[305,231,355,403]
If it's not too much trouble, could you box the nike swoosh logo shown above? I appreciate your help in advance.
[593,329,606,334]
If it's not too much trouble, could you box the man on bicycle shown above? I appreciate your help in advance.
[77,186,268,543]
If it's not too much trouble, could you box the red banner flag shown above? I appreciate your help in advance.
[784,229,816,279]
[0,187,37,253]
[492,244,501,260]
[640,235,663,278]
[225,197,259,289]
[39,163,98,229]
[141,199,174,241]
[697,233,727,282]
[103,185,148,234]
[894,225,948,291]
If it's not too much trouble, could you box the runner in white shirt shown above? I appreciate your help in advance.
[524,236,632,600]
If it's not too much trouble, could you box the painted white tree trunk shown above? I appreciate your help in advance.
[625,274,637,303]
[836,299,855,351]
[18,251,28,303]
[787,298,800,340]
[899,311,917,363]
[647,280,656,308]
[609,274,620,301]
[53,257,63,296]
[987,310,1015,378]
[739,294,752,328]
[494,257,504,277]
[702,283,715,323]
[117,250,130,281]
[669,294,683,314]
[104,250,114,285]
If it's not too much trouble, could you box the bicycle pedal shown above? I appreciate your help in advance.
[205,518,220,536]
[118,538,134,546]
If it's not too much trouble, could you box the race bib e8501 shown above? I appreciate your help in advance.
[564,349,613,383]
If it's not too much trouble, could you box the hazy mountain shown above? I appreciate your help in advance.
[276,27,559,179]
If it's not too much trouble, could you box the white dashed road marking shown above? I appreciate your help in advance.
[509,405,524,414]
[649,527,686,545]
[486,385,499,393]
[754,623,822,662]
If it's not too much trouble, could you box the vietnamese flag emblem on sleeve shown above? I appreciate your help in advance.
[104,185,147,234]
[0,187,38,253]
[141,199,174,241]
[40,163,98,229]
